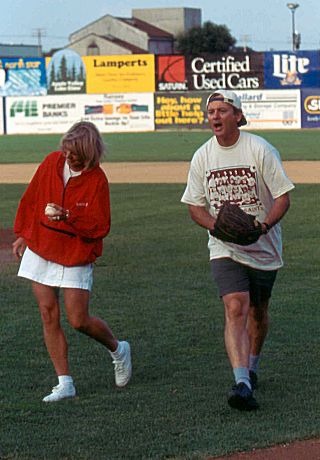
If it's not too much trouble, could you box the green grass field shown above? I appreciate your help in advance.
[0,129,320,163]
[1,181,319,459]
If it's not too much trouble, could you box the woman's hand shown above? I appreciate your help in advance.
[12,237,26,259]
[45,203,69,221]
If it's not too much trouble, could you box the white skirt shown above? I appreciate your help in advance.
[18,247,93,291]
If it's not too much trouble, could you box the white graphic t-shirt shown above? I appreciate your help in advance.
[181,131,295,270]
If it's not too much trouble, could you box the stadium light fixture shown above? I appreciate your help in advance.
[287,3,300,51]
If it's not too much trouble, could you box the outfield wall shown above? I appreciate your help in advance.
[0,50,320,133]
[2,89,303,134]
[1,51,319,96]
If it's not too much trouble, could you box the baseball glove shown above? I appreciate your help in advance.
[210,203,263,246]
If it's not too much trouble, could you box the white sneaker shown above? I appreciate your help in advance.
[113,341,132,388]
[42,383,76,402]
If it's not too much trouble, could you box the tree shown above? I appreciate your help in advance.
[176,21,236,55]
[49,63,56,86]
[59,55,67,81]
[71,63,76,81]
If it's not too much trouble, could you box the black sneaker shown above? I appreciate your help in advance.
[249,370,258,390]
[227,383,259,411]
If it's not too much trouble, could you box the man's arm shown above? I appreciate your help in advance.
[188,204,216,231]
[263,192,291,230]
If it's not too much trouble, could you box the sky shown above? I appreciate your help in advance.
[2,0,319,53]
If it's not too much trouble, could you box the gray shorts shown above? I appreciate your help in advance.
[210,257,278,306]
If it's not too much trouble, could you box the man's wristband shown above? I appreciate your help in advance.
[262,222,271,234]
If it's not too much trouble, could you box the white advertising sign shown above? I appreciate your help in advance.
[6,93,155,134]
[239,89,301,129]
[0,98,4,134]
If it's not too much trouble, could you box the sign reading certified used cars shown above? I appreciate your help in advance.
[185,53,264,91]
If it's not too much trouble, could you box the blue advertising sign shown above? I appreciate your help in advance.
[0,58,47,96]
[301,88,320,128]
[264,51,320,89]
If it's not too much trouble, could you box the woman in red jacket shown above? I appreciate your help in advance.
[12,121,132,402]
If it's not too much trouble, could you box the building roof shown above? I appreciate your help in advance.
[118,17,174,39]
[0,43,40,58]
[100,35,147,53]
[69,32,147,54]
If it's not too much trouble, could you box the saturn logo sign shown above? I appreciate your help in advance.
[304,95,320,114]
[158,56,185,83]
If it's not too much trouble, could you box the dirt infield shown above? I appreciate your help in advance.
[210,438,320,460]
[0,161,320,184]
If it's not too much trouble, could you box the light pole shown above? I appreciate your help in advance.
[287,3,299,51]
[32,28,46,57]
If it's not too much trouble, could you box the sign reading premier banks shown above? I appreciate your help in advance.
[6,93,154,134]
[185,53,264,91]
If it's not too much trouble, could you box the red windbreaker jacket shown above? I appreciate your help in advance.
[14,151,111,266]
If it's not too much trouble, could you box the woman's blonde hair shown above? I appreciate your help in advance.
[60,121,106,169]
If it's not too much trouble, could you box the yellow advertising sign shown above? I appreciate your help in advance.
[83,54,155,94]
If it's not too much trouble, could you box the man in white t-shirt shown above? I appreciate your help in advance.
[181,90,294,411]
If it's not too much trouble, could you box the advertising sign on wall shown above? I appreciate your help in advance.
[82,93,154,132]
[155,89,301,130]
[156,53,264,92]
[83,54,155,94]
[166,53,263,92]
[154,91,208,129]
[0,98,4,134]
[264,51,320,88]
[6,93,154,134]
[156,55,188,91]
[187,53,264,91]
[7,95,80,134]
[46,49,86,95]
[300,88,320,128]
[240,89,301,129]
[0,58,47,96]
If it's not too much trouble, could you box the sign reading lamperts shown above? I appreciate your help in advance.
[83,54,155,94]
[154,91,208,129]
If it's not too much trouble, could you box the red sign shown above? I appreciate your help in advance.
[156,56,188,91]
